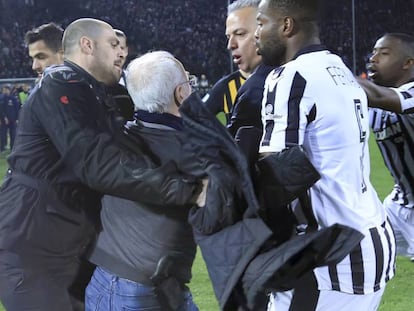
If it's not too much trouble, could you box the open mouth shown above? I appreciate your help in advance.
[366,66,377,79]
[233,55,241,64]
[367,70,377,79]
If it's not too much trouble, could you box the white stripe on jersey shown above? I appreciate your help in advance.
[391,81,414,112]
[369,82,414,208]
[259,48,395,294]
[315,219,396,294]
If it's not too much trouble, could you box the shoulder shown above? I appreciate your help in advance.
[40,64,87,87]
[242,65,275,89]
[397,81,414,114]
[256,64,276,77]
[400,81,414,94]
[212,71,245,88]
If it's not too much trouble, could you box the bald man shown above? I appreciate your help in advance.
[0,18,202,311]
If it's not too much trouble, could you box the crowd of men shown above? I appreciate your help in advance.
[0,0,413,82]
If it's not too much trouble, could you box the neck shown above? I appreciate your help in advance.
[239,69,250,79]
[286,35,321,63]
[167,102,181,117]
[395,74,414,88]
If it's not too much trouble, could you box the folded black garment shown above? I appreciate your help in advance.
[241,223,364,310]
[256,145,321,244]
[257,145,321,207]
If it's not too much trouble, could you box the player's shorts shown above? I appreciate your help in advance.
[384,194,414,260]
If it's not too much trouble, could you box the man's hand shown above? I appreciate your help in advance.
[195,178,209,207]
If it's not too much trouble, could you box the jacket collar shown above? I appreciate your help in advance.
[135,110,183,131]
[292,44,327,61]
[63,60,106,91]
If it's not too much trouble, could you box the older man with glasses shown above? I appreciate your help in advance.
[85,51,207,311]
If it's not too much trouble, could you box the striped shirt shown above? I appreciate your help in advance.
[259,45,396,294]
[370,82,414,208]
[391,81,414,113]
[203,70,246,124]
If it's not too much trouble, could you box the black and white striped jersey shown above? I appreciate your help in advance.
[370,82,414,208]
[390,81,414,113]
[259,45,396,294]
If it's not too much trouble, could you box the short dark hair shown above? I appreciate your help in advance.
[24,22,64,53]
[383,33,414,57]
[268,0,322,21]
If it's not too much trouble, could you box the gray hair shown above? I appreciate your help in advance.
[126,51,187,113]
[228,0,261,15]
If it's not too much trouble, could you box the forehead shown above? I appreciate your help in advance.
[98,26,118,42]
[226,7,258,31]
[374,36,404,53]
[374,36,401,49]
[28,40,56,57]
[117,36,127,46]
[257,0,281,20]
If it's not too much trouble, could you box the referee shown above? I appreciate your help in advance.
[203,0,262,124]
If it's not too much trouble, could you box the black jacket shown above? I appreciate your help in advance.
[0,61,198,262]
[180,93,364,310]
[227,64,275,137]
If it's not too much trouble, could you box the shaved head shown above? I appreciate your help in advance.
[63,18,112,56]
[61,18,123,86]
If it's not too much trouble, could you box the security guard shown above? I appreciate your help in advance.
[0,18,201,311]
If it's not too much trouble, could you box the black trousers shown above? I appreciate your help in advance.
[0,250,95,311]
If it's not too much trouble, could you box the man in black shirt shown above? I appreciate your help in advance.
[203,0,262,124]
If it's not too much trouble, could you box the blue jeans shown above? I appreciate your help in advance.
[85,267,199,311]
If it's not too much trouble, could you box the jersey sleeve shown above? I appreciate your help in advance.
[259,67,315,153]
[33,74,199,206]
[390,82,414,113]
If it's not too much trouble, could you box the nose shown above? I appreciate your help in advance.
[254,26,260,40]
[369,52,377,63]
[32,59,41,73]
[227,36,236,50]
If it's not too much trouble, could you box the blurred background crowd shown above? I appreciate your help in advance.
[0,0,413,84]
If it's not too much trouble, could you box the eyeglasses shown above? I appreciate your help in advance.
[178,74,198,88]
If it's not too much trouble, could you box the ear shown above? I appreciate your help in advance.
[403,57,414,70]
[79,36,94,55]
[282,16,295,36]
[174,85,185,105]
